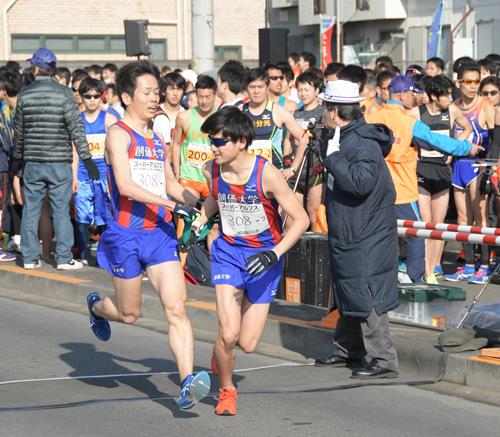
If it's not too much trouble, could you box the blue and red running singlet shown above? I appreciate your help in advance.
[107,121,172,230]
[212,156,282,248]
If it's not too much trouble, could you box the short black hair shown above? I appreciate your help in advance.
[324,62,344,78]
[218,61,246,94]
[276,62,294,82]
[457,62,481,80]
[86,64,103,76]
[78,77,105,96]
[453,56,475,74]
[245,68,269,87]
[485,53,500,65]
[337,64,367,92]
[426,57,445,72]
[5,61,20,75]
[0,71,23,97]
[201,106,255,148]
[159,72,186,103]
[103,63,118,73]
[425,74,454,100]
[480,76,500,92]
[288,52,300,63]
[195,74,217,92]
[71,68,90,84]
[406,64,424,76]
[478,58,498,76]
[295,71,322,90]
[304,67,325,84]
[116,61,160,105]
[300,52,316,68]
[55,66,71,85]
[376,70,396,87]
[376,56,393,66]
[324,102,363,122]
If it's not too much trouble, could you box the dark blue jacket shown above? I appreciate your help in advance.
[0,107,13,172]
[324,117,398,318]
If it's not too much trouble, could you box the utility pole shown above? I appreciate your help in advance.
[191,0,215,73]
[335,0,342,63]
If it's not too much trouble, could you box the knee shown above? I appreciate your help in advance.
[239,338,258,354]
[165,300,188,321]
[219,332,239,350]
[120,311,140,325]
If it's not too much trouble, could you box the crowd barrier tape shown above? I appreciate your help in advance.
[397,227,500,246]
[398,220,500,236]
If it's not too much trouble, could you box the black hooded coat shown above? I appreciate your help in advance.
[324,117,398,318]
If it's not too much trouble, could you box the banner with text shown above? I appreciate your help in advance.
[321,16,335,71]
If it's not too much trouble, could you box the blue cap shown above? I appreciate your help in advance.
[26,48,57,69]
[389,76,422,94]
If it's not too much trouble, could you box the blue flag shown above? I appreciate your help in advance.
[428,1,445,58]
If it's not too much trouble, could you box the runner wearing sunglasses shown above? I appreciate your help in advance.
[197,106,309,415]
[445,63,496,284]
[73,77,117,265]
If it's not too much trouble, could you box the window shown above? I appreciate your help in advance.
[215,46,242,62]
[313,0,326,15]
[11,34,130,54]
[149,39,167,61]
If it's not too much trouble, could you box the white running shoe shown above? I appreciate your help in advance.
[57,259,84,270]
[24,259,42,269]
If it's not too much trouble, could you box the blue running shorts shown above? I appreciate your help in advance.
[210,237,283,304]
[452,158,481,190]
[97,220,180,279]
[74,179,112,225]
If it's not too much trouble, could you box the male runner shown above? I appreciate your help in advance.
[74,77,117,264]
[216,60,247,108]
[264,64,298,112]
[172,75,217,200]
[241,68,308,180]
[87,61,210,409]
[445,63,496,284]
[409,75,471,283]
[298,52,316,73]
[198,106,309,415]
[425,57,445,77]
[153,72,186,161]
[283,71,324,227]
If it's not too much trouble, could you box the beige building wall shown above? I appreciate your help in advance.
[0,0,265,65]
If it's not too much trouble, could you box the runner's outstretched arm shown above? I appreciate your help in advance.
[262,163,309,257]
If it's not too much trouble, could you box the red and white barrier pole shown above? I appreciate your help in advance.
[398,220,500,236]
[397,227,500,246]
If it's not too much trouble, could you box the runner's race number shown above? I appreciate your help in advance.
[130,159,166,197]
[248,139,272,162]
[187,142,213,167]
[87,133,106,159]
[219,202,270,237]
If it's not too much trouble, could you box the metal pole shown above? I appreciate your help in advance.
[335,0,341,63]
[191,0,215,73]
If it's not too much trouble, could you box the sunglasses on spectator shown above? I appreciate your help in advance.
[269,75,285,81]
[460,79,481,85]
[480,90,499,97]
[82,94,101,100]
[209,135,231,147]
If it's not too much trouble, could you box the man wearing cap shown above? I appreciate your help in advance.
[315,80,399,378]
[12,48,99,270]
[365,75,477,283]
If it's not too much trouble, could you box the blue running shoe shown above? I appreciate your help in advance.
[177,371,211,410]
[468,268,490,285]
[444,265,475,282]
[87,292,111,341]
[434,265,443,277]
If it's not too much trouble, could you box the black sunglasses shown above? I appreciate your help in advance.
[209,135,230,147]
[82,94,101,100]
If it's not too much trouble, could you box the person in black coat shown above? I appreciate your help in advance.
[315,80,399,379]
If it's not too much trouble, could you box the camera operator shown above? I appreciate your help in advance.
[315,80,400,379]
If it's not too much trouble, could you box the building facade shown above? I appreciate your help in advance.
[0,0,265,68]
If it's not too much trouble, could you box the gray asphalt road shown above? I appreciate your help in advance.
[1,295,500,437]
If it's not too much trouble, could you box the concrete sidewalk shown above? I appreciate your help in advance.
[1,259,500,395]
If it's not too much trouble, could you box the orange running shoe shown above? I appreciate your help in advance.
[211,353,219,376]
[215,387,237,416]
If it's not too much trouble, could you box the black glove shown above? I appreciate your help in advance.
[11,159,23,174]
[246,250,279,275]
[173,203,199,220]
[83,158,100,180]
